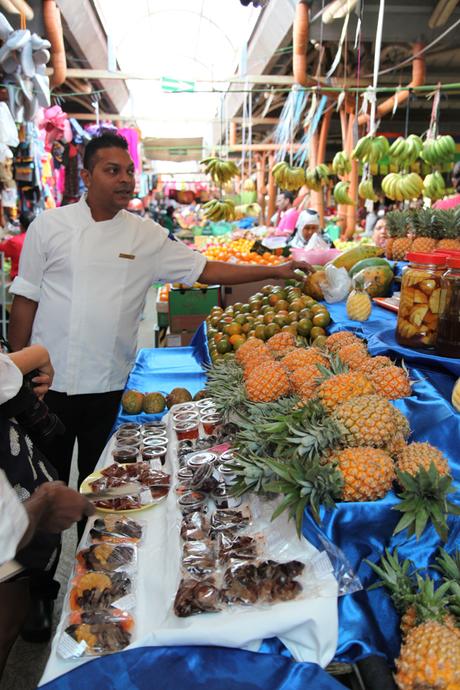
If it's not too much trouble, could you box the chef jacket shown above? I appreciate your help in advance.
[10,196,207,395]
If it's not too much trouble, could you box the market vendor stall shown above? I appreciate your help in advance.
[39,293,460,689]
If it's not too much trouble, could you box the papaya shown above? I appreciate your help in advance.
[328,245,384,272]
[349,257,393,278]
[353,265,394,298]
[121,389,144,415]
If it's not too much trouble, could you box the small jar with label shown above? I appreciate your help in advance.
[435,256,460,358]
[396,252,446,349]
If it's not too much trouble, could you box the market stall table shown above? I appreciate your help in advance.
[40,304,460,689]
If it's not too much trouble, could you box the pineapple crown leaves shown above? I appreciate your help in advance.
[433,548,460,586]
[228,450,277,497]
[204,359,248,418]
[263,456,343,536]
[386,210,410,238]
[364,548,417,614]
[410,575,454,626]
[409,207,436,238]
[285,403,343,462]
[393,462,460,541]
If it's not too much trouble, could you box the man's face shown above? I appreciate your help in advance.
[82,147,135,211]
[301,224,318,242]
[279,195,291,212]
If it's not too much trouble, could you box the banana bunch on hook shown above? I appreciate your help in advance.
[358,176,379,202]
[381,172,424,201]
[352,135,390,164]
[332,151,352,177]
[388,135,423,168]
[421,136,456,166]
[422,172,446,201]
[333,181,354,205]
[200,157,240,185]
[305,164,330,192]
[202,199,236,222]
[271,162,306,192]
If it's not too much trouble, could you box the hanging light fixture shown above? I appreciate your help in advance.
[428,0,459,28]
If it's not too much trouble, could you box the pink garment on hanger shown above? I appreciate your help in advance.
[117,128,140,172]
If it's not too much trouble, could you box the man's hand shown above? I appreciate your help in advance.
[31,358,54,399]
[274,260,314,281]
[28,482,95,533]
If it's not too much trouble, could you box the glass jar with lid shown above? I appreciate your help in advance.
[396,252,446,349]
[435,256,460,358]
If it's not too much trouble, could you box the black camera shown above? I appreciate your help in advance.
[0,368,65,445]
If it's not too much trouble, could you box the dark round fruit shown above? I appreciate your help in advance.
[297,318,313,337]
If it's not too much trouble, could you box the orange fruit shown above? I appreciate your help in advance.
[312,312,331,328]
[224,322,242,337]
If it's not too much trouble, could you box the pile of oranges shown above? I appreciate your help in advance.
[203,238,284,266]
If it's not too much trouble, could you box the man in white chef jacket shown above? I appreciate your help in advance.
[8,133,311,488]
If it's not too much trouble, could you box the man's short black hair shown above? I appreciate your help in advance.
[282,191,295,204]
[83,133,129,171]
[19,211,35,231]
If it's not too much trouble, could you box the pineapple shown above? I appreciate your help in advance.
[325,330,363,354]
[329,447,395,501]
[396,619,460,690]
[366,550,460,690]
[357,355,393,375]
[409,208,437,253]
[396,442,449,477]
[266,331,297,356]
[316,371,376,411]
[452,378,460,412]
[289,365,322,400]
[346,279,372,322]
[242,352,275,379]
[367,364,412,400]
[245,361,291,402]
[332,394,410,449]
[281,347,329,372]
[338,341,369,369]
[386,210,412,261]
[435,208,460,250]
[235,337,267,365]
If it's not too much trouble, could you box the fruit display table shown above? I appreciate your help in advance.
[40,305,460,690]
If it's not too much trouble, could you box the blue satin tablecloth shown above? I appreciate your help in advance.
[44,302,459,690]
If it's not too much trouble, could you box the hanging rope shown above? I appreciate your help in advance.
[369,0,386,135]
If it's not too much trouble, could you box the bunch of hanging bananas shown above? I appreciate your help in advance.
[422,172,446,201]
[333,180,354,205]
[381,172,424,201]
[421,136,456,166]
[358,176,379,202]
[271,162,306,192]
[305,164,330,191]
[351,135,390,163]
[332,151,352,177]
[242,178,256,192]
[202,199,236,222]
[234,203,261,220]
[388,134,423,167]
[200,157,240,185]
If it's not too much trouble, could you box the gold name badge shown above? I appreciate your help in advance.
[119,253,135,260]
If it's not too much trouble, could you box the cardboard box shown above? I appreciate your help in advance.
[165,329,195,347]
[168,285,220,333]
[222,279,286,307]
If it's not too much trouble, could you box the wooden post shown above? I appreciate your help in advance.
[230,121,237,147]
[345,113,358,240]
[314,103,333,227]
[267,154,276,226]
[255,153,267,224]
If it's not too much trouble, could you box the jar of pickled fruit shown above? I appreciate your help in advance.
[396,252,446,349]
[435,256,460,358]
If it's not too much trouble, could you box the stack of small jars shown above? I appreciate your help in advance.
[113,421,168,465]
[172,399,222,443]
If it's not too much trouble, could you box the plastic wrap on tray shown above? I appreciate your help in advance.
[174,577,221,617]
[69,571,134,612]
[181,540,216,577]
[210,507,251,534]
[76,543,137,574]
[222,559,305,606]
[58,609,134,658]
[89,463,170,510]
[88,515,146,545]
[217,532,261,563]
[180,511,210,541]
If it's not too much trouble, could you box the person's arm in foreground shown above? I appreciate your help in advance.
[0,471,94,564]
[8,296,38,352]
[198,259,313,285]
[8,343,53,398]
